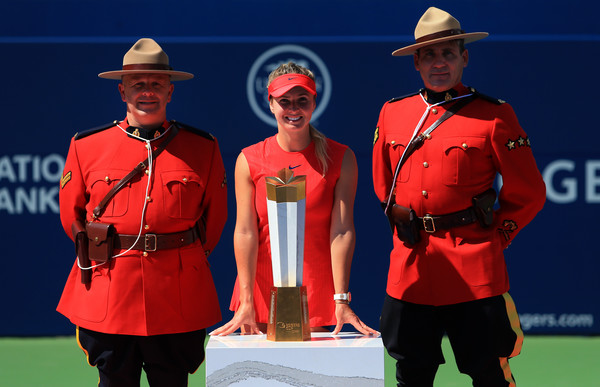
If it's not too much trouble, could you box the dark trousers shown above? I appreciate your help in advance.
[380,294,522,387]
[77,327,206,387]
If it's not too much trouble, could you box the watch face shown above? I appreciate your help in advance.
[334,292,351,301]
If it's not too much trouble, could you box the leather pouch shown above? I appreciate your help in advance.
[85,222,115,263]
[388,203,421,246]
[472,188,497,228]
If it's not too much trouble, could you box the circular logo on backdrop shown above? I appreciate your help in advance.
[247,45,332,128]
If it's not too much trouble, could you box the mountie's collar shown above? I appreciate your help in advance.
[422,88,459,104]
[124,119,171,140]
[126,125,165,140]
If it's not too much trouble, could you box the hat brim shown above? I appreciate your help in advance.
[391,32,489,56]
[98,69,194,81]
[269,83,317,99]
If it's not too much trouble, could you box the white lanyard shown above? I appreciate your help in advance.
[77,124,172,271]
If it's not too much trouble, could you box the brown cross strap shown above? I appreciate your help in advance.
[92,125,179,219]
[384,94,476,219]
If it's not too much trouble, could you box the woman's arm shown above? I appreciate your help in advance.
[330,148,378,335]
[330,148,358,299]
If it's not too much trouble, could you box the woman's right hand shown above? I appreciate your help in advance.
[209,302,262,336]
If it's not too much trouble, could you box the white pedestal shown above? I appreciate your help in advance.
[206,332,384,387]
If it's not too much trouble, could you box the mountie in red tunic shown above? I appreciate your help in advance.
[372,84,546,306]
[57,120,227,336]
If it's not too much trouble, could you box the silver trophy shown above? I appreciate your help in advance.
[265,168,310,341]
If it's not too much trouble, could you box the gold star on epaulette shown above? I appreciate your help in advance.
[527,137,531,146]
[517,136,526,147]
[505,139,516,150]
[373,127,379,145]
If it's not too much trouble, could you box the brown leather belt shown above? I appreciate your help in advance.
[417,207,478,233]
[113,227,199,252]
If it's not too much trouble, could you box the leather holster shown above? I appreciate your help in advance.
[386,203,421,246]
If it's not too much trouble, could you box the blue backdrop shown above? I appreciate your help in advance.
[1,0,598,335]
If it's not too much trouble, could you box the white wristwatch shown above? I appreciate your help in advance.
[333,292,351,302]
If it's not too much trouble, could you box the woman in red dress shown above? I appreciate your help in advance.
[211,62,376,335]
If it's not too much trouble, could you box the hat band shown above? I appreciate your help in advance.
[415,29,464,44]
[122,63,173,71]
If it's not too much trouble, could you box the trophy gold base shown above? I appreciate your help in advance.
[267,286,311,341]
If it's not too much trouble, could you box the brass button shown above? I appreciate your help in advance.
[462,143,468,149]
[432,108,438,114]
[423,162,429,168]
[145,169,150,175]
[145,144,150,150]
[146,196,152,202]
[422,190,428,197]
[182,177,188,183]
[104,176,109,182]
[390,140,396,145]
[143,252,148,257]
[144,225,150,230]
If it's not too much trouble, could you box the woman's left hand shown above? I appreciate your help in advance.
[332,303,380,336]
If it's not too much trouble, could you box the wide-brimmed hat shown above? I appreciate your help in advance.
[392,7,488,56]
[98,38,193,81]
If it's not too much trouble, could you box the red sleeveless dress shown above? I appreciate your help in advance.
[230,135,348,326]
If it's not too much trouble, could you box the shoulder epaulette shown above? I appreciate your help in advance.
[74,120,119,140]
[469,87,506,105]
[171,120,215,141]
[388,91,420,104]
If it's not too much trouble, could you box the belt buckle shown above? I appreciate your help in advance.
[422,215,436,233]
[144,234,157,252]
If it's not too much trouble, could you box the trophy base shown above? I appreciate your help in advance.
[267,286,311,341]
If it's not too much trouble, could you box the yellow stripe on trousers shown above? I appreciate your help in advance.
[499,292,524,386]
[76,326,101,386]
[76,326,94,367]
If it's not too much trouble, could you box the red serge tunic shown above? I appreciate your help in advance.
[229,135,348,327]
[57,120,228,336]
[372,84,546,306]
